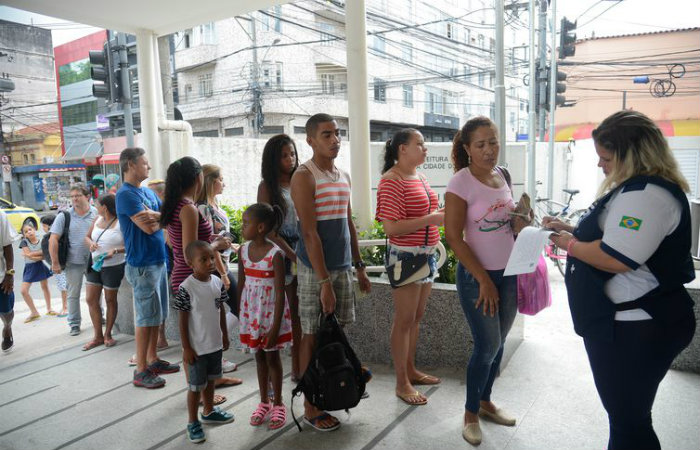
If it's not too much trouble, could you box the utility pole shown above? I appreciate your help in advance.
[250,15,262,137]
[537,0,548,141]
[116,32,134,148]
[0,73,15,200]
[527,0,537,197]
[495,0,506,163]
[547,0,558,199]
[158,35,175,120]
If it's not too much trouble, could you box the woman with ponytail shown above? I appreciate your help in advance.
[257,134,302,381]
[375,128,443,407]
[196,165,241,374]
[444,117,518,445]
[161,157,241,399]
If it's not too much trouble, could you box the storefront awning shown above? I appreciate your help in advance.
[549,119,700,142]
[12,163,86,174]
[62,140,103,161]
[99,153,121,164]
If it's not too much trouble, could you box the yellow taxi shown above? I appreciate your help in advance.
[0,197,41,233]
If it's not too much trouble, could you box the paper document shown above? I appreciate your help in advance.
[503,226,557,276]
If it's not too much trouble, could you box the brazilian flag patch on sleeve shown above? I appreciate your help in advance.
[619,216,642,230]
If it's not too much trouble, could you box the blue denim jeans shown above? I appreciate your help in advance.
[125,262,169,327]
[456,263,517,413]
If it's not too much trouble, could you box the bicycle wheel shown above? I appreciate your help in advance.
[566,209,587,228]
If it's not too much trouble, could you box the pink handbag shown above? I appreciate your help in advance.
[517,255,552,315]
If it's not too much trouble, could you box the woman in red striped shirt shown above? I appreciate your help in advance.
[376,128,444,406]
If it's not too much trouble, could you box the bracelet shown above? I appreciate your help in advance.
[317,277,331,285]
[567,237,578,257]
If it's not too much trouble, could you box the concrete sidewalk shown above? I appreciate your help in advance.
[1,268,699,450]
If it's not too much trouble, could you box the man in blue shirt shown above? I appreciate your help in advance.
[117,147,179,389]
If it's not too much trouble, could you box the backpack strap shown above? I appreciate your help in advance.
[63,210,71,232]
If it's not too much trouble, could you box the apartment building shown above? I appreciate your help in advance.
[174,0,530,143]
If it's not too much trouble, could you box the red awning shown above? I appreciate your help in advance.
[99,153,121,164]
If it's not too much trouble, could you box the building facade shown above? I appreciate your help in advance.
[173,0,530,143]
[551,28,700,207]
[0,20,57,133]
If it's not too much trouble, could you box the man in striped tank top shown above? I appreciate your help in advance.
[291,113,371,431]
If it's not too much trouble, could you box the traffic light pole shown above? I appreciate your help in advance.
[537,0,548,141]
[547,0,558,199]
[527,0,537,197]
[116,32,134,148]
[495,0,506,164]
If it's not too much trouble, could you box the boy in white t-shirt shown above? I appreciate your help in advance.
[173,241,234,443]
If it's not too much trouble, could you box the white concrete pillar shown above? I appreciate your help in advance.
[135,30,163,180]
[345,0,372,230]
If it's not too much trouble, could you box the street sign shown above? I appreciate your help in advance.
[2,164,12,183]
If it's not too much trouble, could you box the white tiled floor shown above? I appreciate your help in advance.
[1,264,698,450]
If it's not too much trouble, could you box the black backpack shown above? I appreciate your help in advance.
[42,211,70,269]
[291,314,366,431]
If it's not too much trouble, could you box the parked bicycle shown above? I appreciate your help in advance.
[533,186,587,276]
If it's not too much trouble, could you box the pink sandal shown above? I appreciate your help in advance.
[268,404,286,430]
[250,402,272,426]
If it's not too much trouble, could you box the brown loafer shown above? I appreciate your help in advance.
[462,422,482,445]
[478,407,516,426]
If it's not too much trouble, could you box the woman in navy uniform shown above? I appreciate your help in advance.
[545,110,696,450]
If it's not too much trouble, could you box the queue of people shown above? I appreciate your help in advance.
[0,110,694,449]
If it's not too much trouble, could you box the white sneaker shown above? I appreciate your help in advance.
[222,358,237,373]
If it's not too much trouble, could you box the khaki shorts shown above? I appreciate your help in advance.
[297,262,355,334]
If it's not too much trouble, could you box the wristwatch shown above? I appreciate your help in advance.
[6,269,15,276]
[353,261,366,270]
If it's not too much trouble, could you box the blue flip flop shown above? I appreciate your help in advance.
[303,413,340,432]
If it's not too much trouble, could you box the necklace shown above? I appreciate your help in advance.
[310,159,340,182]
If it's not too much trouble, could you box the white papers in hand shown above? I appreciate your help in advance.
[503,226,556,276]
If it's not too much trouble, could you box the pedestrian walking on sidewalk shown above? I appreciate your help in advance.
[546,110,697,450]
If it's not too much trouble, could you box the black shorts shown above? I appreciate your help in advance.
[86,263,126,290]
[187,349,223,392]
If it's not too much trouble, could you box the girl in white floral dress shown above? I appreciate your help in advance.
[237,203,293,430]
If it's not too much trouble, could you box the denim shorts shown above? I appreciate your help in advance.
[187,349,223,392]
[386,244,438,284]
[86,263,125,290]
[125,262,169,327]
[0,291,14,314]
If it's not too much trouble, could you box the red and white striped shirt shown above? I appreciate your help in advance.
[376,176,440,247]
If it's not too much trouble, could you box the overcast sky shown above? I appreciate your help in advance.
[1,0,699,46]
